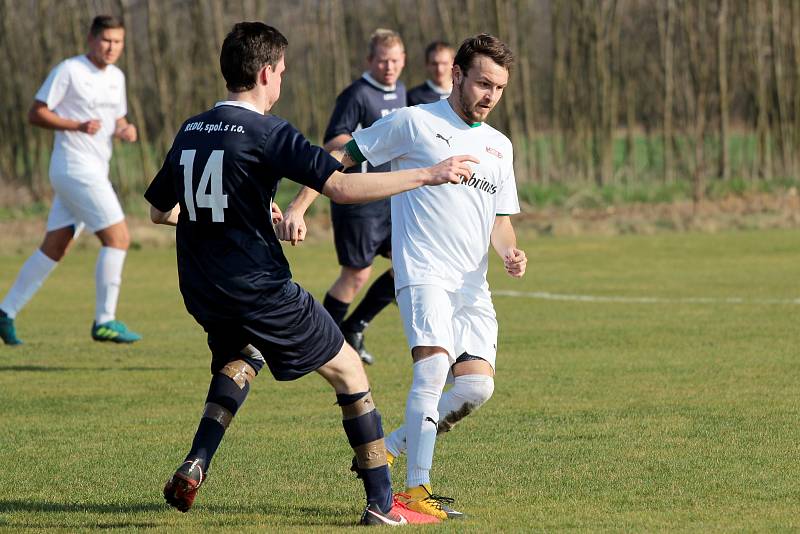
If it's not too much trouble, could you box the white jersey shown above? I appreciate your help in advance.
[35,55,127,173]
[352,99,520,293]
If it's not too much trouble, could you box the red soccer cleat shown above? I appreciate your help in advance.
[390,493,442,524]
[163,459,205,512]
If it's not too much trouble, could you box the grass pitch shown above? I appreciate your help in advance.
[0,228,798,532]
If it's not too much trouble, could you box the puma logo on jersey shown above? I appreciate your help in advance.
[486,146,503,159]
[436,133,452,147]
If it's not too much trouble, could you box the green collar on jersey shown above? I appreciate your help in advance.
[469,122,481,128]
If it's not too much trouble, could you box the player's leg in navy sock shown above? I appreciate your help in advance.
[339,390,393,513]
[186,348,263,471]
[340,269,395,334]
[323,292,350,326]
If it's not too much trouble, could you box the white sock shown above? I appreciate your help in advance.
[0,249,58,318]
[405,353,450,488]
[95,247,126,324]
[387,374,495,457]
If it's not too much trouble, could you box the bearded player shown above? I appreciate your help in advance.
[279,33,527,520]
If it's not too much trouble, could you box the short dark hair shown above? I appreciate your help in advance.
[220,22,288,93]
[453,33,514,75]
[424,41,453,63]
[89,15,124,37]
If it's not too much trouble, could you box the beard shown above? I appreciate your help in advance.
[457,79,490,122]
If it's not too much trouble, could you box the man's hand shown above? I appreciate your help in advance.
[115,123,138,142]
[424,155,479,186]
[79,119,101,135]
[275,206,307,246]
[271,202,283,225]
[503,247,527,278]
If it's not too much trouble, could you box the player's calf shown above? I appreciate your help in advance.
[338,390,393,515]
[164,348,263,512]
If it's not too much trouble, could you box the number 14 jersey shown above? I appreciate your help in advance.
[145,101,342,323]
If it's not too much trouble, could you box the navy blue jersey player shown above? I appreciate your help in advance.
[145,22,475,526]
[406,41,454,106]
[280,29,406,366]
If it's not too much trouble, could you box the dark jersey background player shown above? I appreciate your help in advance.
[144,22,475,525]
[321,29,406,365]
[406,41,455,106]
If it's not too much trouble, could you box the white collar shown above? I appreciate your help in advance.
[214,100,261,113]
[361,72,396,92]
[425,79,451,95]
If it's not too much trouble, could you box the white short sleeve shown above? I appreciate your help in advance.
[352,107,417,167]
[35,61,70,110]
[496,148,520,215]
[117,72,128,118]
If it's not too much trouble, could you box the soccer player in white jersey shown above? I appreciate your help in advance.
[278,33,527,521]
[0,15,141,345]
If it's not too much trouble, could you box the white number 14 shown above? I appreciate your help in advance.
[179,149,228,222]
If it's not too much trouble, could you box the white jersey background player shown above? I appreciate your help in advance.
[279,33,527,521]
[0,15,141,345]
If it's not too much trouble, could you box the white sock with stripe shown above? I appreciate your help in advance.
[404,353,450,488]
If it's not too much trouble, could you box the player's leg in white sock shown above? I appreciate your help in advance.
[0,249,58,318]
[386,373,494,457]
[95,247,126,324]
[405,352,450,488]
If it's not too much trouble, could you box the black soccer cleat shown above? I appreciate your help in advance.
[343,330,375,365]
[359,503,408,526]
[163,459,206,513]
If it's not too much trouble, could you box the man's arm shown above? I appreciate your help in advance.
[150,204,180,226]
[114,117,138,142]
[323,133,352,153]
[323,155,476,203]
[491,216,527,278]
[275,144,361,246]
[28,101,99,134]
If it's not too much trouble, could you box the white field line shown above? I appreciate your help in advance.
[492,289,800,305]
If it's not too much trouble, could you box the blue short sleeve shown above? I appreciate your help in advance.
[264,122,343,192]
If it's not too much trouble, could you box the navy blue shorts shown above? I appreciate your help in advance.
[203,281,345,381]
[331,209,391,269]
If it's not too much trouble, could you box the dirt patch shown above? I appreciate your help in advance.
[0,190,797,251]
[517,189,800,237]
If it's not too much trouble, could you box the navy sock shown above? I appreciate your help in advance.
[186,373,250,471]
[323,292,350,327]
[338,392,393,513]
[341,270,395,333]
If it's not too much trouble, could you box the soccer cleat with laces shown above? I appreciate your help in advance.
[0,311,22,345]
[91,320,142,343]
[163,459,206,512]
[343,330,375,365]
[400,484,465,520]
[359,503,407,526]
[390,493,442,524]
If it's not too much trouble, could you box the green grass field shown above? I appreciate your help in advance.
[0,228,798,532]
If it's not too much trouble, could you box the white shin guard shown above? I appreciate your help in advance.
[390,373,495,457]
[0,249,58,318]
[95,247,126,325]
[404,353,450,488]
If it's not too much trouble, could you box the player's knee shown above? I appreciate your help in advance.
[459,374,494,406]
[344,267,372,290]
[411,353,451,393]
[437,375,494,434]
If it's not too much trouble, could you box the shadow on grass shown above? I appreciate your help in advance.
[0,365,175,372]
[0,499,354,527]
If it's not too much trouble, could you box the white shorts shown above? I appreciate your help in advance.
[396,284,498,369]
[47,170,125,234]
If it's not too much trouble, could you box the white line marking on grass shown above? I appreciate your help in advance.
[492,290,800,305]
